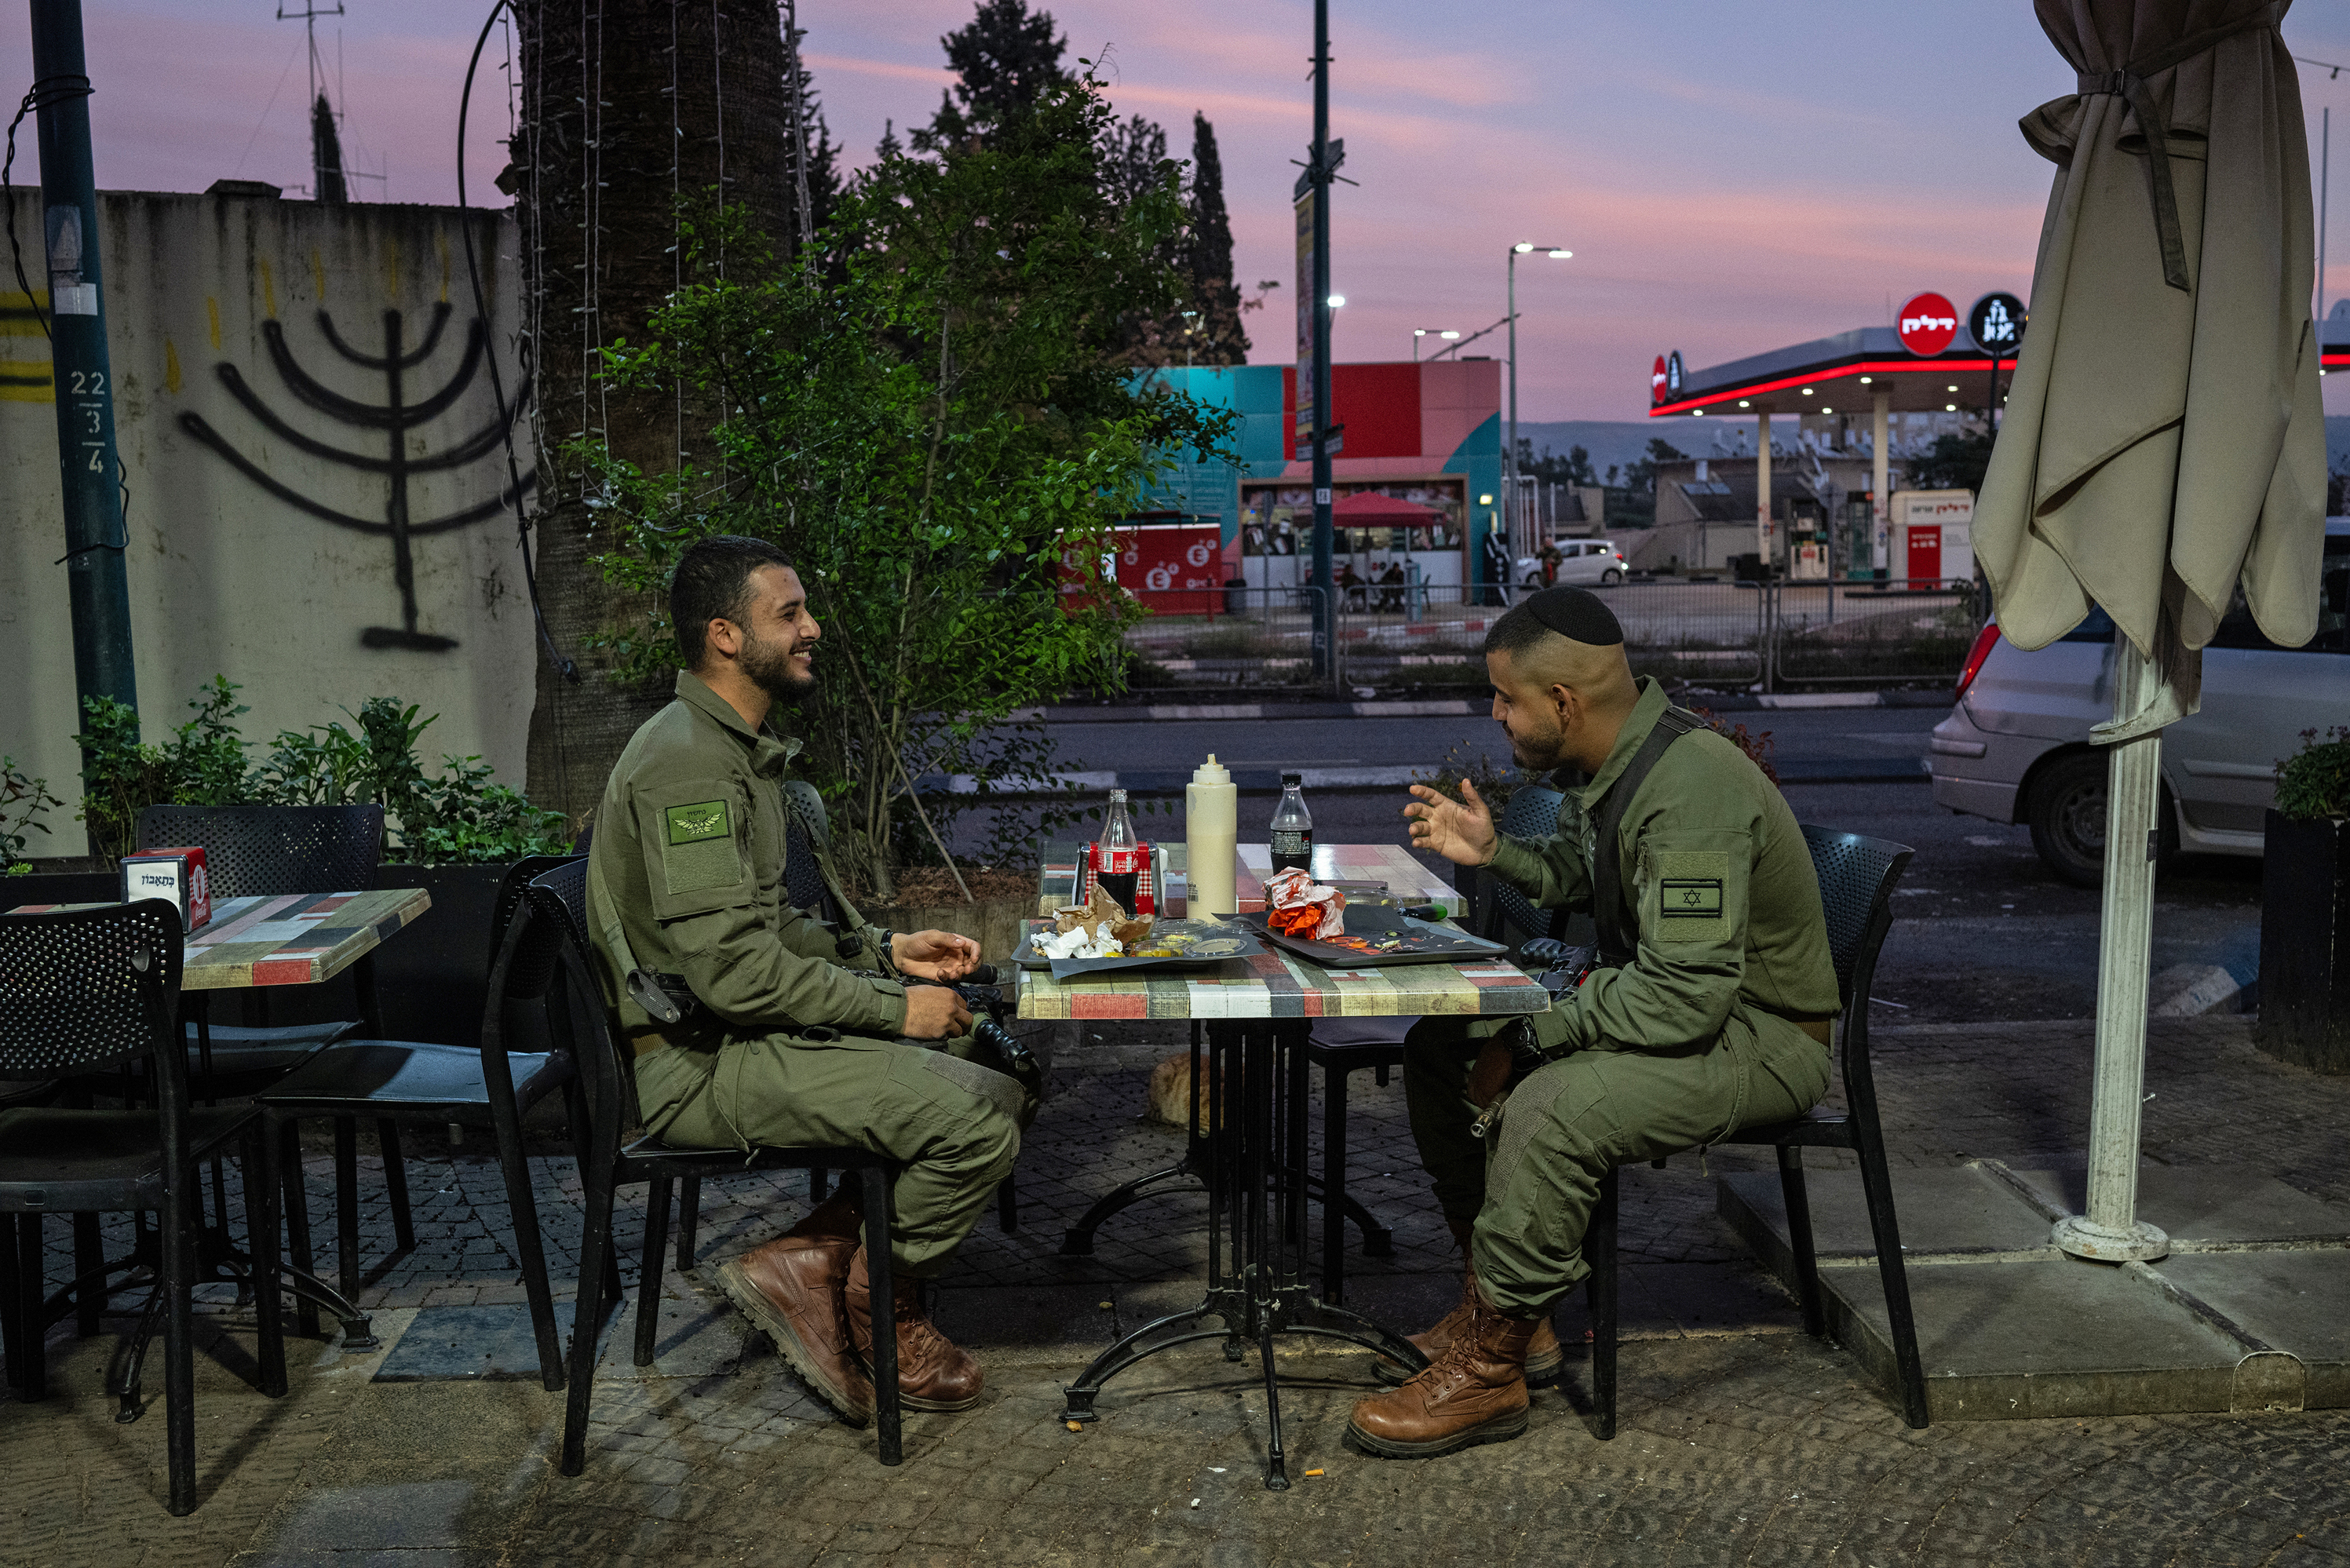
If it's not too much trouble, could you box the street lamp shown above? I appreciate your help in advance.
[1505,242,1572,568]
[1413,326,1460,363]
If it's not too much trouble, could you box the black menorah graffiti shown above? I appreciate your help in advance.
[181,302,535,652]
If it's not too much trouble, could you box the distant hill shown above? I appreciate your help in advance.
[1510,421,1674,483]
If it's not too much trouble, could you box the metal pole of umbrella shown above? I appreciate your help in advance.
[2051,635,2183,1263]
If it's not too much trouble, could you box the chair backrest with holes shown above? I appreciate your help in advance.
[1797,823,1913,1104]
[136,804,385,901]
[1480,785,1567,946]
[0,902,185,1088]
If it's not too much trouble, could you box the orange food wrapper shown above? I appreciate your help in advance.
[1264,867,1345,940]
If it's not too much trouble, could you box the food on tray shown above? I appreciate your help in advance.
[1264,867,1346,941]
[1052,885,1155,950]
[1035,924,1126,960]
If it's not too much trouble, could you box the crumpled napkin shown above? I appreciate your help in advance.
[1264,867,1345,940]
[1035,924,1124,960]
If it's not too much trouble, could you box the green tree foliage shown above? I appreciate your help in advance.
[1908,428,1995,494]
[1184,112,1248,364]
[70,680,567,866]
[1600,438,1687,529]
[1516,439,1599,487]
[2,755,63,872]
[579,67,1235,901]
[919,0,1072,151]
[2276,726,2350,822]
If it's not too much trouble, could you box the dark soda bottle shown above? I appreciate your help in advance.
[1270,773,1314,873]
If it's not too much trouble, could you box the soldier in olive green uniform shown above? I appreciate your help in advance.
[586,536,1020,1425]
[1348,587,1838,1458]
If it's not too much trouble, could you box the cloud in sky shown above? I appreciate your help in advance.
[5,0,2349,420]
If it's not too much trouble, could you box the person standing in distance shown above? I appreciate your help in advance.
[585,535,1022,1427]
[1346,585,1839,1458]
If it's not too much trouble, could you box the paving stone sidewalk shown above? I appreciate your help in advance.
[2,1016,2347,1566]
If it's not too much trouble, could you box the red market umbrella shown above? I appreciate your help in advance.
[1330,491,1445,527]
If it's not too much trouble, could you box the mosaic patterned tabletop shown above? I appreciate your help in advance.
[1017,844,1538,1022]
[1035,840,1464,918]
[5,888,432,991]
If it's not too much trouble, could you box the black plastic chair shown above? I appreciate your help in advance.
[525,860,906,1471]
[1302,783,1568,1304]
[257,855,585,1373]
[0,900,286,1516]
[1582,824,1926,1437]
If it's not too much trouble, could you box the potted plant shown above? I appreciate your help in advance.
[2256,726,2350,1074]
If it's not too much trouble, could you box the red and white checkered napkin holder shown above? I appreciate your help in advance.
[119,845,211,931]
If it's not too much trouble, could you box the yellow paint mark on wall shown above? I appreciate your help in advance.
[311,248,327,302]
[383,239,401,301]
[164,337,181,395]
[258,257,278,319]
[206,296,221,351]
[0,290,49,336]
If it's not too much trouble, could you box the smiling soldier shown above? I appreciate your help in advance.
[585,535,1021,1426]
[1348,585,1838,1457]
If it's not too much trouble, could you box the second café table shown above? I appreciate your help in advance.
[1016,851,1547,1488]
[6,887,432,1413]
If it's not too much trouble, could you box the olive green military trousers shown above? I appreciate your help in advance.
[633,1032,1022,1278]
[1403,1009,1830,1317]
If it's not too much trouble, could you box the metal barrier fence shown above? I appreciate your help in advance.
[1116,575,1979,695]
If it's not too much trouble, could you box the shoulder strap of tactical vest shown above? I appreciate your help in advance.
[1592,706,1703,967]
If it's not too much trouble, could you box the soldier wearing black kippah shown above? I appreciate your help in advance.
[1347,586,1840,1459]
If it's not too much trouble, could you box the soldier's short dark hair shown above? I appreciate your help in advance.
[670,534,795,668]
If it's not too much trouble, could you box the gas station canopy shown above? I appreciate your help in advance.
[1648,325,2018,421]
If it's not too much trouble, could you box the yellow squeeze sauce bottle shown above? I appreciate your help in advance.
[1185,754,1239,919]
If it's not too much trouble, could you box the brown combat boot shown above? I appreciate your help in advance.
[713,1217,874,1426]
[843,1247,986,1413]
[1376,1219,1561,1385]
[1348,1285,1537,1458]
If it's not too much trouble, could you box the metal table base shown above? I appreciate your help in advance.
[1058,1019,1426,1490]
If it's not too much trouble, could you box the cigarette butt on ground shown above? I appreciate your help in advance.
[1065,1420,1082,1432]
[1305,1468,1325,1477]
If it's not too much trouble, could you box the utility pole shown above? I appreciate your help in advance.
[279,0,345,201]
[1305,0,1336,685]
[30,0,137,739]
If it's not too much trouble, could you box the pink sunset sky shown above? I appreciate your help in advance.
[6,0,2350,421]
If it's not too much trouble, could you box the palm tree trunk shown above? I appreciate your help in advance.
[515,0,796,819]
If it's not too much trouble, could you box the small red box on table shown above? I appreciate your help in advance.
[120,846,211,932]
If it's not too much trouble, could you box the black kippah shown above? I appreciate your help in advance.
[1525,586,1624,647]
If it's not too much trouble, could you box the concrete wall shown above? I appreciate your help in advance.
[0,189,532,855]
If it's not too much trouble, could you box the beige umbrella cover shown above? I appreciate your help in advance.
[1976,0,2327,662]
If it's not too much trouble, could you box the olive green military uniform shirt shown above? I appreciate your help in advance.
[586,671,909,1045]
[1487,676,1840,1052]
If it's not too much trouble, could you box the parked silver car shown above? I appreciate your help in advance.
[1928,520,2350,885]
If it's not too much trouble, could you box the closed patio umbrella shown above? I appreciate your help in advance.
[1973,0,2326,1261]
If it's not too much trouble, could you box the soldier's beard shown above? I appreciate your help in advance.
[1505,709,1566,771]
[739,625,818,707]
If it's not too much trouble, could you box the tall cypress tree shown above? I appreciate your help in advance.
[1185,112,1246,364]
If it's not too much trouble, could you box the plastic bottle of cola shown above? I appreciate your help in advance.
[1092,788,1144,914]
[1270,773,1314,874]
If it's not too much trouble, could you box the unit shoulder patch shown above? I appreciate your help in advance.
[1650,848,1732,942]
[665,800,731,846]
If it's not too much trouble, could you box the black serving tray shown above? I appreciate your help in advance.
[1239,905,1508,968]
[1016,918,1267,979]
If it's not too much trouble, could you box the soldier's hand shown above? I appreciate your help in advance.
[1404,779,1498,867]
[892,929,981,981]
[901,983,974,1040]
[1468,1040,1516,1110]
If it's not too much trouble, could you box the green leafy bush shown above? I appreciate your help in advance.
[2,754,63,872]
[72,679,570,866]
[2276,726,2350,822]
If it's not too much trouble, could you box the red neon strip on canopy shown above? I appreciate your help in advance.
[1649,357,2002,418]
